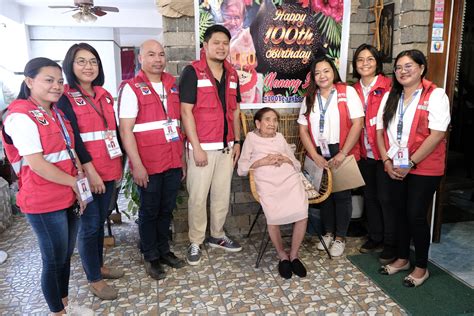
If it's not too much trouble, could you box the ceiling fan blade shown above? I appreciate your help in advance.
[91,7,107,16]
[95,6,119,13]
[48,5,77,9]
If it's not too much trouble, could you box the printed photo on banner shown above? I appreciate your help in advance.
[197,0,350,109]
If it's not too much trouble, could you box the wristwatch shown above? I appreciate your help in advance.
[234,140,241,145]
[408,159,417,169]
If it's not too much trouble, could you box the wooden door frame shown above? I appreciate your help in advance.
[426,0,465,242]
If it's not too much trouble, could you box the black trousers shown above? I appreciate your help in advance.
[376,162,400,248]
[319,143,352,238]
[359,158,398,245]
[138,168,182,262]
[381,173,441,268]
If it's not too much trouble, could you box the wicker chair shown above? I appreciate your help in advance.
[240,110,333,267]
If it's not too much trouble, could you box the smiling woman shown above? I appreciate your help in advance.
[375,49,451,288]
[56,42,124,301]
[1,57,91,315]
[298,55,364,258]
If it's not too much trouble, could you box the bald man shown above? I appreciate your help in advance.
[119,40,186,280]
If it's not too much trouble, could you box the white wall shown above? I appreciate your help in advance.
[0,17,30,73]
[29,26,122,97]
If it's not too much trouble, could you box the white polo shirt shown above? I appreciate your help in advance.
[298,85,364,146]
[119,82,168,119]
[376,88,450,149]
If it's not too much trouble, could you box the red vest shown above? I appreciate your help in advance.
[118,70,183,175]
[190,50,239,150]
[383,79,447,176]
[64,85,122,182]
[306,83,360,160]
[2,99,77,214]
[353,75,392,160]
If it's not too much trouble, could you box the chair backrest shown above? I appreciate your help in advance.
[241,110,332,205]
[240,110,304,159]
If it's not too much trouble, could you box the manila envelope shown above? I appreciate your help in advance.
[330,155,365,193]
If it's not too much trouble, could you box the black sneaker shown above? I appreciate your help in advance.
[144,259,166,280]
[186,243,201,266]
[160,252,186,269]
[207,235,242,252]
[379,246,397,265]
[359,239,383,254]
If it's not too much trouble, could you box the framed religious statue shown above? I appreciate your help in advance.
[379,3,394,62]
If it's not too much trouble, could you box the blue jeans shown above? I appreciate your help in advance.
[138,168,182,262]
[77,180,115,282]
[26,207,79,313]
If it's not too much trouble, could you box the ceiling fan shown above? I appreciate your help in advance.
[48,0,119,23]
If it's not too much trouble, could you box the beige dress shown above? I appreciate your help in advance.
[237,131,308,225]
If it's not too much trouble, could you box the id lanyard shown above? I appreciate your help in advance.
[82,94,109,130]
[317,89,335,136]
[396,90,420,144]
[52,106,79,170]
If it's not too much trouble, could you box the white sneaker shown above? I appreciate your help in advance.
[316,234,333,251]
[329,239,346,257]
[65,302,95,316]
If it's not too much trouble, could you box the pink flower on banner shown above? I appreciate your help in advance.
[310,0,343,23]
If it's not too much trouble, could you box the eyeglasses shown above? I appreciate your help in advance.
[394,63,417,73]
[74,58,99,67]
[356,57,376,64]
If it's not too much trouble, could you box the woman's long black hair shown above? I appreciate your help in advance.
[17,57,62,100]
[304,56,342,117]
[62,43,105,91]
[382,49,428,129]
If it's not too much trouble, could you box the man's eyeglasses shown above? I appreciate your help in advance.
[74,58,99,67]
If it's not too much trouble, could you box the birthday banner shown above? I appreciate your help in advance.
[196,0,350,109]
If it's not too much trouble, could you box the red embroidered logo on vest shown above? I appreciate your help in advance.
[29,110,49,125]
[74,98,86,106]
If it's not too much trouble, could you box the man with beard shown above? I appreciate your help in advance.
[119,40,186,280]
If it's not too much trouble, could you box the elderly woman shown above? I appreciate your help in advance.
[376,49,450,287]
[238,107,308,279]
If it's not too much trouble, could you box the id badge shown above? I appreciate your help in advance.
[393,147,409,168]
[164,121,180,142]
[318,138,331,158]
[104,130,123,159]
[76,177,93,203]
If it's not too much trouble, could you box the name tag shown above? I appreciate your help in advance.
[318,138,331,158]
[417,105,428,110]
[393,147,409,168]
[197,79,213,87]
[229,81,237,89]
[77,176,93,203]
[163,120,180,142]
[104,130,123,159]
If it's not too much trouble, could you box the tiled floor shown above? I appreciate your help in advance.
[429,221,474,289]
[0,204,406,315]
